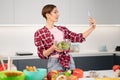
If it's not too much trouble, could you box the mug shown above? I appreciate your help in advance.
[99,45,107,52]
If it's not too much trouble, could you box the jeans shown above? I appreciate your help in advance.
[47,55,75,72]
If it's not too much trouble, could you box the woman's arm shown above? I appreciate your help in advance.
[42,45,54,57]
[83,17,96,38]
[34,30,63,58]
[43,43,63,57]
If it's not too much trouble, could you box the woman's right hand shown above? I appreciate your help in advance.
[89,17,96,29]
[43,42,63,57]
[52,42,63,52]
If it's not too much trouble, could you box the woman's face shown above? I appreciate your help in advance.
[46,7,59,22]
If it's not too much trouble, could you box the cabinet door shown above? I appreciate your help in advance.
[17,59,48,71]
[70,0,88,24]
[0,0,14,24]
[73,56,114,71]
[114,55,120,65]
[14,0,43,24]
[70,0,120,24]
[14,0,70,24]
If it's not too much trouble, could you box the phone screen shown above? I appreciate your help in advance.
[88,10,92,17]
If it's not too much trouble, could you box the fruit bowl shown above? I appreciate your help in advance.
[0,70,24,80]
[23,68,47,80]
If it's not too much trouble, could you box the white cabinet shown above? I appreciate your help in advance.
[70,0,120,24]
[0,0,14,24]
[92,0,120,24]
[14,0,70,24]
[0,0,120,24]
[14,0,43,24]
[69,0,89,24]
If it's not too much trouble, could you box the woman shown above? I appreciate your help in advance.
[34,4,96,72]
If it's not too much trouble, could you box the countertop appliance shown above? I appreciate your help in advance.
[16,52,33,56]
[115,46,120,51]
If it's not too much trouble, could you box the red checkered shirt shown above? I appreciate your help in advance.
[34,26,85,69]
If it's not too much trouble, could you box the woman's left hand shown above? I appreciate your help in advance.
[89,17,96,29]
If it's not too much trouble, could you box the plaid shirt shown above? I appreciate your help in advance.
[34,26,85,68]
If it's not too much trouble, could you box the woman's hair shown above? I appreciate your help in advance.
[42,4,56,19]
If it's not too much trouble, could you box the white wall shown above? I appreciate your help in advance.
[0,25,120,55]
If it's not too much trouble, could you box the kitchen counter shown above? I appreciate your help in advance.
[1,51,119,71]
[1,51,119,60]
[1,55,39,60]
[70,52,114,57]
[79,70,120,80]
[114,52,120,56]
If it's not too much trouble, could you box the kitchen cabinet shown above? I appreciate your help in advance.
[3,53,119,71]
[14,0,70,24]
[17,59,48,71]
[70,0,120,24]
[10,55,114,71]
[114,54,120,65]
[0,0,14,24]
[73,55,114,71]
[0,0,120,24]
[14,0,120,24]
[14,0,43,24]
[4,60,18,69]
[4,59,48,71]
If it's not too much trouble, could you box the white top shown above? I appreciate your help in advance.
[49,27,64,43]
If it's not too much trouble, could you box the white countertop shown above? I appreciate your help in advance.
[83,70,115,78]
[0,51,120,60]
[115,52,120,56]
[79,70,120,80]
[70,52,113,57]
[70,51,120,57]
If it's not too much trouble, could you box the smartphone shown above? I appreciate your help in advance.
[88,10,92,17]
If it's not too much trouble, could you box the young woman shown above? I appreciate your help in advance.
[34,4,96,72]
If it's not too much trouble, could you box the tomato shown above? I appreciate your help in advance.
[72,68,84,78]
[112,65,120,71]
[47,70,59,80]
[0,63,7,71]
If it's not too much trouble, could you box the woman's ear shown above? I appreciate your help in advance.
[46,13,50,19]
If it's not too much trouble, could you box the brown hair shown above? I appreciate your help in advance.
[42,4,56,19]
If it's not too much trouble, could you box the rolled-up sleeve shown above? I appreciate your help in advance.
[63,27,85,43]
[34,31,47,59]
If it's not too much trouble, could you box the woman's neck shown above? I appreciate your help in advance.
[46,20,54,29]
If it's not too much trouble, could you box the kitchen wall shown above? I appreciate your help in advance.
[0,0,120,56]
[0,25,120,56]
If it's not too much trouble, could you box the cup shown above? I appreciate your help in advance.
[99,45,107,52]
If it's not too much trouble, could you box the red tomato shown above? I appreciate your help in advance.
[47,70,59,80]
[0,63,7,71]
[72,68,84,78]
[112,65,120,71]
